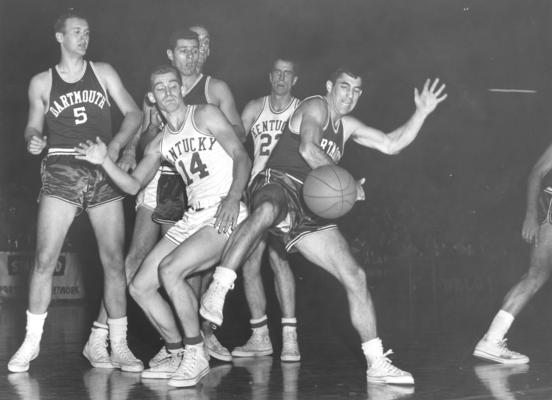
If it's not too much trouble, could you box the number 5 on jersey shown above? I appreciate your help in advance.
[178,152,210,185]
[73,106,88,125]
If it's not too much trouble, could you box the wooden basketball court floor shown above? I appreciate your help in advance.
[2,257,552,400]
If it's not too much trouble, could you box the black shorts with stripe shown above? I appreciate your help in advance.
[249,168,337,252]
[40,151,123,211]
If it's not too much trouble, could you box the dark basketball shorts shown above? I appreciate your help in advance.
[40,150,124,211]
[151,170,187,225]
[248,168,338,252]
[538,186,552,224]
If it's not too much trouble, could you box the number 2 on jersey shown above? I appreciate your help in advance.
[259,132,282,156]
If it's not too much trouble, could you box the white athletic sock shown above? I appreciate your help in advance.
[282,317,297,334]
[107,316,128,343]
[251,315,269,335]
[26,310,47,338]
[361,337,383,366]
[485,310,514,342]
[213,266,237,286]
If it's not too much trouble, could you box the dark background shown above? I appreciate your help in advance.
[1,0,552,307]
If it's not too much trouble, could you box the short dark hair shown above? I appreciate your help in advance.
[54,8,88,33]
[272,57,299,76]
[149,64,181,89]
[168,29,199,50]
[329,66,363,85]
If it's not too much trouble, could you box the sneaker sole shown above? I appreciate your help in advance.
[199,305,223,327]
[473,349,530,364]
[141,370,173,379]
[367,375,415,385]
[207,348,233,362]
[281,354,301,362]
[8,352,39,373]
[167,366,210,387]
[82,350,115,369]
[231,349,273,357]
[7,363,31,373]
[111,361,145,372]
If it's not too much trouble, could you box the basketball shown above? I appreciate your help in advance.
[303,165,357,219]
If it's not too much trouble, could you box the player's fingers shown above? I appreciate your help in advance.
[430,78,440,92]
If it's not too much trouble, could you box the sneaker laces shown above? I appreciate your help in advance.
[89,333,109,355]
[12,336,39,362]
[370,350,405,375]
[177,347,201,376]
[112,340,139,363]
[496,339,522,356]
[151,347,171,364]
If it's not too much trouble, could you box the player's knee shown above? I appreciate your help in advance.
[251,201,282,227]
[129,276,152,302]
[158,258,177,289]
[341,265,367,291]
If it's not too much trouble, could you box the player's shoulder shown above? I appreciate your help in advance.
[29,70,51,95]
[194,102,220,117]
[244,96,265,113]
[89,61,119,80]
[297,95,327,117]
[207,76,232,93]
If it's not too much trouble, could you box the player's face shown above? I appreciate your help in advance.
[168,39,199,77]
[150,72,183,113]
[58,17,89,56]
[269,60,297,96]
[190,27,210,67]
[327,73,363,116]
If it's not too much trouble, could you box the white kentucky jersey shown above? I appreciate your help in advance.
[249,96,300,180]
[160,105,234,210]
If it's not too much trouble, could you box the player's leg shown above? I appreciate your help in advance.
[159,226,228,387]
[8,196,77,372]
[267,237,299,362]
[88,200,143,372]
[294,228,413,385]
[200,184,287,326]
[474,222,552,364]
[84,205,160,368]
[232,236,274,358]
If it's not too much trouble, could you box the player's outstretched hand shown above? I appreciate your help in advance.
[75,137,108,165]
[27,136,47,155]
[414,78,447,116]
[214,197,240,235]
[356,178,366,202]
[521,214,540,246]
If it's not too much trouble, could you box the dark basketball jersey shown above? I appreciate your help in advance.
[46,61,111,148]
[158,74,210,170]
[266,95,344,182]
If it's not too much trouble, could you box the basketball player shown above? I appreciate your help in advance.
[85,28,242,365]
[231,57,301,362]
[473,143,552,364]
[76,64,251,387]
[200,68,447,384]
[8,9,143,373]
[189,25,210,74]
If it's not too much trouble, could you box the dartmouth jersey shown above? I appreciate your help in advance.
[160,105,234,210]
[249,96,300,180]
[46,61,111,148]
[266,95,344,182]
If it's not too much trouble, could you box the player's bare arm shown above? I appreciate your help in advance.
[196,104,251,233]
[241,98,264,134]
[208,78,246,141]
[522,143,552,244]
[75,134,162,195]
[24,72,51,154]
[119,99,163,171]
[348,78,447,154]
[95,62,142,162]
[297,98,334,169]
